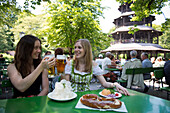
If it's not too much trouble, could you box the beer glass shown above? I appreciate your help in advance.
[56,55,66,75]
[44,54,55,75]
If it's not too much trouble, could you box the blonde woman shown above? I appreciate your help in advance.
[64,39,129,95]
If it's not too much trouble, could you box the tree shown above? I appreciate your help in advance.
[11,11,47,45]
[0,0,21,27]
[160,19,170,49]
[0,26,14,52]
[0,0,51,53]
[44,0,110,55]
[152,23,170,52]
[0,0,21,52]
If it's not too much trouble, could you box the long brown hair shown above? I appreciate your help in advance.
[14,35,42,78]
[74,39,92,72]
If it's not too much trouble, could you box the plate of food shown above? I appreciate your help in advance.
[99,89,122,98]
[48,79,77,101]
[48,92,77,101]
[79,94,122,109]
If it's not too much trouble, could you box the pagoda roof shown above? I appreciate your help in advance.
[111,25,162,35]
[114,11,155,20]
[114,11,135,19]
[101,43,170,53]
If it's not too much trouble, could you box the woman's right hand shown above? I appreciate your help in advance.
[114,82,130,96]
[41,57,56,69]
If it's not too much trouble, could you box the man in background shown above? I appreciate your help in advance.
[121,50,144,90]
[164,60,170,86]
[141,52,152,92]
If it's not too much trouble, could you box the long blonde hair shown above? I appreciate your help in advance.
[74,39,93,72]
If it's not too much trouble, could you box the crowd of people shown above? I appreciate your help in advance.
[5,34,169,98]
[95,50,169,93]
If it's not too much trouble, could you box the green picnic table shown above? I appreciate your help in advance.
[0,89,169,113]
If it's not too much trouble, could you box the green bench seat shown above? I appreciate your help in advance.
[117,67,164,89]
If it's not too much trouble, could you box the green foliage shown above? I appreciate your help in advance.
[0,0,21,27]
[151,23,170,50]
[0,26,15,52]
[159,30,170,49]
[22,0,51,10]
[160,18,170,49]
[45,0,110,55]
[161,18,170,31]
[12,12,47,45]
[0,0,20,52]
[0,53,14,62]
[152,24,162,31]
[108,26,116,34]
[128,25,139,35]
[116,0,168,21]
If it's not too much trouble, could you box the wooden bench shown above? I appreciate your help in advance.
[154,69,170,100]
[117,67,164,89]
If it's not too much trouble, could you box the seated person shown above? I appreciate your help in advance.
[141,52,152,80]
[164,60,170,86]
[141,52,152,92]
[45,51,52,55]
[7,35,55,98]
[111,55,117,67]
[153,56,165,67]
[121,50,145,90]
[64,39,129,96]
[95,54,103,68]
[102,52,117,82]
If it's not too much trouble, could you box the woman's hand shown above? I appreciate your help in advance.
[114,82,130,96]
[41,57,56,69]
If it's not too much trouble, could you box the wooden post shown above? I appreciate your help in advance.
[134,32,136,42]
[123,51,125,59]
[116,52,119,59]
[164,52,166,59]
[120,33,122,43]
[157,36,159,44]
[148,31,151,43]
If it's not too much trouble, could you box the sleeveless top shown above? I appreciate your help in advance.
[65,60,103,92]
[13,73,42,98]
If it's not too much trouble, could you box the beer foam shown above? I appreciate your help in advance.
[44,54,54,59]
[57,55,66,59]
[51,79,74,99]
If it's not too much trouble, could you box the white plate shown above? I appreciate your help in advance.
[99,91,122,99]
[48,92,77,101]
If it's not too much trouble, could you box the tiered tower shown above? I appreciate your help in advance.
[111,3,162,44]
[102,3,170,59]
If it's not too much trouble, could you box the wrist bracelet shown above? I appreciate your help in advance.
[112,83,115,88]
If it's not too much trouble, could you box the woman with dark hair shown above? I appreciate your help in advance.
[7,35,55,98]
[64,39,129,95]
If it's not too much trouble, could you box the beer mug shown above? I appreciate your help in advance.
[56,55,66,75]
[44,54,55,75]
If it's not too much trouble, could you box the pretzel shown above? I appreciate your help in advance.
[80,94,122,109]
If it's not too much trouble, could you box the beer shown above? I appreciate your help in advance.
[48,66,55,75]
[44,54,55,75]
[56,55,66,74]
